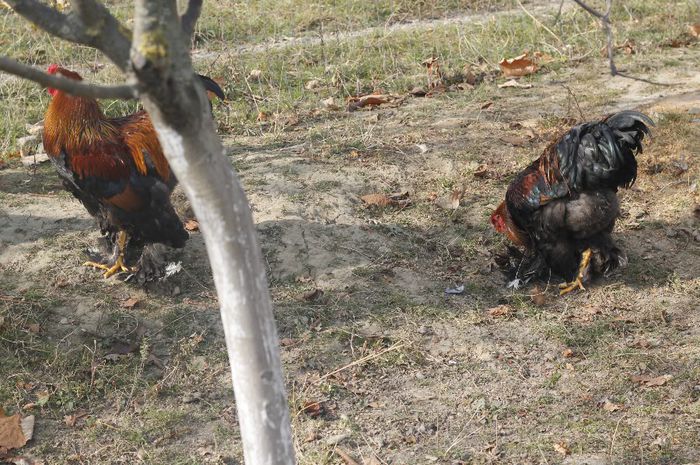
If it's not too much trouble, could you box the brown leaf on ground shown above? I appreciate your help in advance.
[434,186,465,210]
[499,134,530,146]
[602,399,622,412]
[299,288,324,302]
[360,193,411,208]
[63,411,88,427]
[347,94,390,112]
[533,51,555,64]
[301,400,324,418]
[530,285,546,306]
[562,348,574,358]
[498,79,533,89]
[480,101,493,110]
[0,411,32,454]
[121,297,139,309]
[409,86,428,97]
[631,374,672,387]
[473,163,496,179]
[184,219,199,231]
[335,448,361,465]
[499,53,538,77]
[488,305,512,317]
[24,324,40,334]
[689,23,700,37]
[553,441,570,456]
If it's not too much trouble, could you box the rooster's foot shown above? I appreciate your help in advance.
[83,255,132,278]
[83,231,132,278]
[558,248,592,296]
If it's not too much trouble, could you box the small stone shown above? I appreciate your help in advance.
[59,317,69,325]
[172,286,181,296]
[323,433,350,446]
[21,153,50,167]
[26,122,44,135]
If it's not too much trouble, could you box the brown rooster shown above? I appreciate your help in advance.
[42,64,224,279]
[491,111,653,294]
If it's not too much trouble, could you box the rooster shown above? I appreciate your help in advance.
[490,111,653,294]
[42,64,224,279]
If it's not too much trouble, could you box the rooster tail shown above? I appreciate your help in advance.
[196,74,225,101]
[604,110,654,154]
[557,111,654,191]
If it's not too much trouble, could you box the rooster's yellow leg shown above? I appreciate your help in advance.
[83,231,131,278]
[559,248,593,296]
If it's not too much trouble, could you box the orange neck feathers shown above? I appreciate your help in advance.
[491,201,529,248]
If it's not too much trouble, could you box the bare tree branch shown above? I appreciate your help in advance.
[6,0,132,71]
[572,0,676,85]
[180,0,203,39]
[571,0,605,19]
[72,0,107,34]
[0,56,138,99]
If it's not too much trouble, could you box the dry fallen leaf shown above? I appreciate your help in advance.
[602,399,622,412]
[321,97,339,111]
[63,411,88,428]
[360,192,411,208]
[121,297,139,309]
[631,374,672,387]
[499,134,530,146]
[462,64,477,85]
[553,441,570,456]
[434,186,465,210]
[562,348,574,358]
[247,69,262,81]
[301,401,324,418]
[347,94,391,111]
[184,219,199,231]
[335,448,361,465]
[499,52,538,77]
[688,23,700,38]
[0,410,33,454]
[498,79,533,89]
[305,79,321,90]
[488,305,512,317]
[530,285,546,306]
[480,101,494,110]
[256,111,270,122]
[24,324,40,334]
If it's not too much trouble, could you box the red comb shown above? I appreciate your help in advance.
[47,64,59,74]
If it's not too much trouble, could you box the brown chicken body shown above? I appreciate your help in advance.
[42,65,223,279]
[491,111,653,294]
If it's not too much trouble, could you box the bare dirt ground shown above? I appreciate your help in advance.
[2,3,700,465]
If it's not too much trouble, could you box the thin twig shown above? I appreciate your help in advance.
[0,57,137,99]
[516,0,564,45]
[552,0,566,25]
[316,342,405,383]
[6,0,131,70]
[571,0,678,86]
[334,448,361,465]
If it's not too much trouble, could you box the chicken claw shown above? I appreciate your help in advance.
[83,231,132,278]
[559,248,592,296]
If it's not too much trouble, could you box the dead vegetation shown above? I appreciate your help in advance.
[2,0,700,464]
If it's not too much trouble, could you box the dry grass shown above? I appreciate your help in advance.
[1,0,700,464]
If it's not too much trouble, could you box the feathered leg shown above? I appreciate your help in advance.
[83,231,132,278]
[558,248,592,295]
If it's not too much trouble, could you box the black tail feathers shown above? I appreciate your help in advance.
[557,110,653,191]
[196,74,225,101]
